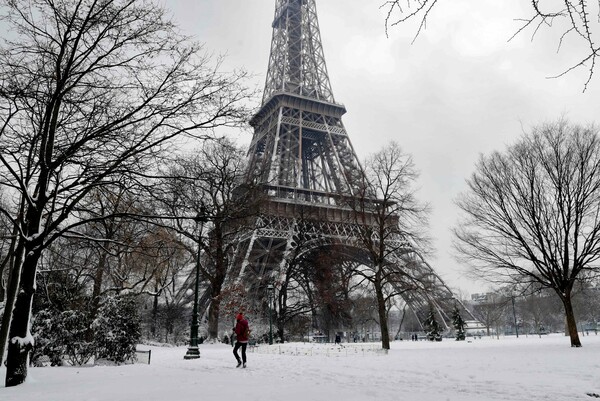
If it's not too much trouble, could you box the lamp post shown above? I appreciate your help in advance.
[267,284,274,345]
[184,213,206,360]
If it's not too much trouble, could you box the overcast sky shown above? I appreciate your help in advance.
[167,0,600,296]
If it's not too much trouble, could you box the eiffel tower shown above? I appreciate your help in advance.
[231,0,474,329]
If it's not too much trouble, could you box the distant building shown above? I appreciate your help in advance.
[470,293,489,303]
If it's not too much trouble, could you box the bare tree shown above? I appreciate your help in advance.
[68,186,153,316]
[520,289,553,336]
[157,138,261,341]
[32,183,190,347]
[308,248,356,341]
[272,211,324,343]
[0,0,251,386]
[381,1,600,90]
[351,295,379,341]
[454,119,600,347]
[347,141,430,349]
[470,291,510,338]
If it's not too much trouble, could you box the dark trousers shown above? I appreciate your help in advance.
[233,341,247,363]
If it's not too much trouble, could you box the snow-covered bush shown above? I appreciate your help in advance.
[32,293,142,366]
[32,309,65,366]
[93,295,141,364]
[62,309,96,365]
[31,308,94,366]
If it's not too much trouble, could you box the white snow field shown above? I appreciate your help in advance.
[1,333,599,401]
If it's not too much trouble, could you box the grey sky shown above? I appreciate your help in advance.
[169,0,600,296]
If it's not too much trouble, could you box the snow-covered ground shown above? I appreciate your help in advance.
[2,333,599,401]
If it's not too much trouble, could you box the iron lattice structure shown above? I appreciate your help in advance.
[263,0,334,104]
[230,0,473,329]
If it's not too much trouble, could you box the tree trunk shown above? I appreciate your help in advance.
[0,237,24,367]
[277,286,287,344]
[277,307,286,343]
[374,280,390,349]
[207,296,221,340]
[151,289,159,338]
[0,221,20,303]
[562,295,582,347]
[205,232,227,341]
[5,244,41,387]
[91,250,108,315]
[83,250,108,344]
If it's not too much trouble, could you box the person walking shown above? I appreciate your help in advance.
[233,312,250,368]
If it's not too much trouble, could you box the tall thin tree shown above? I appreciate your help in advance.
[347,141,430,349]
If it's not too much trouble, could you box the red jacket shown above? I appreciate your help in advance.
[234,318,250,343]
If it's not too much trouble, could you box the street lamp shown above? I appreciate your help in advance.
[184,213,207,360]
[267,284,275,345]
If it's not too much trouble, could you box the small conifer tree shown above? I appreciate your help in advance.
[451,305,466,341]
[424,305,442,341]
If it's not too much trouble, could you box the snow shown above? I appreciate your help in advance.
[10,331,34,348]
[1,333,599,401]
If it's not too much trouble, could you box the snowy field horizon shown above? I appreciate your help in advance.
[2,333,599,401]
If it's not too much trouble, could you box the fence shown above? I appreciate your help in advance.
[252,343,388,357]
